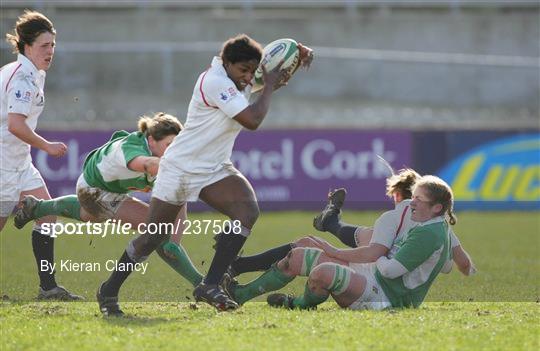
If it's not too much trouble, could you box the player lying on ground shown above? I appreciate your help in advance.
[312,183,475,276]
[96,34,314,314]
[1,10,81,300]
[221,169,475,305]
[234,175,459,310]
[15,113,204,290]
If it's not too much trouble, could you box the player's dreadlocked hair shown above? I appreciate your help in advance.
[386,168,421,200]
[414,175,457,225]
[221,34,263,64]
[6,10,55,54]
[138,112,182,141]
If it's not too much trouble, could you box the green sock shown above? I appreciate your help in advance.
[34,195,81,221]
[292,283,329,309]
[157,242,203,287]
[234,264,294,305]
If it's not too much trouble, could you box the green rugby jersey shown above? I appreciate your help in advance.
[375,216,451,308]
[83,130,154,194]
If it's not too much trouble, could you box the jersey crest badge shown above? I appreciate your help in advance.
[219,87,238,103]
[15,90,32,102]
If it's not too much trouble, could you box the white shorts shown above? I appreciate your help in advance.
[0,164,45,217]
[347,262,392,311]
[76,175,130,221]
[152,160,242,205]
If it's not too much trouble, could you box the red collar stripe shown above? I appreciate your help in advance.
[5,63,22,92]
[395,205,409,238]
[199,68,218,109]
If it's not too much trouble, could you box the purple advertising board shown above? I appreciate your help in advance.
[32,130,412,210]
[232,130,412,209]
[31,131,112,197]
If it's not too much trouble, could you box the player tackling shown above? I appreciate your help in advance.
[267,175,460,310]
[15,113,205,289]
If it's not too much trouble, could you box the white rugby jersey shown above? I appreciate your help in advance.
[372,199,460,259]
[371,199,416,255]
[162,56,251,173]
[1,54,46,171]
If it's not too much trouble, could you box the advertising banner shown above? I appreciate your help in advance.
[233,130,412,209]
[31,131,113,197]
[437,133,540,210]
[32,130,413,210]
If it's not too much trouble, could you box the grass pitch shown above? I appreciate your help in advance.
[1,211,539,350]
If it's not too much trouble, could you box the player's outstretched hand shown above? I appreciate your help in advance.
[297,43,314,69]
[308,235,339,258]
[46,141,67,157]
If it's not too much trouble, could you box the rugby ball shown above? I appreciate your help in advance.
[252,38,300,92]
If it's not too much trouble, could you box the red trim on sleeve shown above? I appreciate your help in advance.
[5,63,22,92]
[199,68,218,109]
[395,205,409,238]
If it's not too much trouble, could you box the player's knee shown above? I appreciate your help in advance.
[307,264,335,295]
[276,252,289,272]
[240,205,260,228]
[293,236,315,248]
[289,247,307,266]
[309,263,335,286]
[277,247,303,275]
[278,246,323,277]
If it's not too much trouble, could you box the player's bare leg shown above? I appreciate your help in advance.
[223,235,322,282]
[225,233,360,284]
[229,246,347,305]
[278,247,348,276]
[355,228,374,247]
[304,263,366,307]
[194,174,259,310]
[114,197,149,227]
[268,262,366,309]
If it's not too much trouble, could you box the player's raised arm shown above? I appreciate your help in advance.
[233,61,287,130]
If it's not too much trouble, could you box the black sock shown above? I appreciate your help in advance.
[324,211,341,234]
[325,216,358,248]
[32,230,57,290]
[101,251,135,297]
[231,243,293,275]
[335,224,358,248]
[204,233,247,285]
